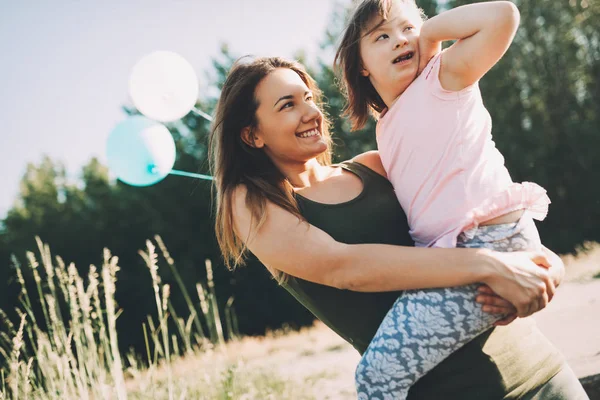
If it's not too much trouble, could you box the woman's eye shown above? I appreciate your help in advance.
[280,102,293,110]
[306,95,314,102]
[404,26,414,32]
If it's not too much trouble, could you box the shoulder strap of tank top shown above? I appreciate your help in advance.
[339,160,391,188]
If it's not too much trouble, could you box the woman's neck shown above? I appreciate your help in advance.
[278,158,338,189]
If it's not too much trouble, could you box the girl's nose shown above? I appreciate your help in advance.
[393,33,409,49]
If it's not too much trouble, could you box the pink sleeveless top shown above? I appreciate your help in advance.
[376,52,550,248]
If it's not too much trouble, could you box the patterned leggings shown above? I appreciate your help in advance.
[355,217,543,400]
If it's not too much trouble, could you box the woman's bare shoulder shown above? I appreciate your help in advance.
[351,151,387,178]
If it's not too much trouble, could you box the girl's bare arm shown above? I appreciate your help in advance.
[419,1,520,90]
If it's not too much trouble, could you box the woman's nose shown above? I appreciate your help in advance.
[302,102,321,123]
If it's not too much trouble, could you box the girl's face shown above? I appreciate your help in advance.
[245,68,327,167]
[359,1,423,104]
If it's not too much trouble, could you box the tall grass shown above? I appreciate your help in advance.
[0,236,240,399]
[5,236,597,399]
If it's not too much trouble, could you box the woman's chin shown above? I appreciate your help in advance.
[311,139,329,155]
[297,141,329,162]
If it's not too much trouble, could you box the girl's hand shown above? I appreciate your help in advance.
[480,250,556,318]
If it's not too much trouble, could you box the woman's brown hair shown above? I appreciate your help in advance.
[334,0,426,131]
[209,56,332,283]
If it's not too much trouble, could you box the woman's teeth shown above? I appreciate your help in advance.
[298,129,319,138]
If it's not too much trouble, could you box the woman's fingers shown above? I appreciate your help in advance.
[542,246,565,290]
[514,253,554,316]
[530,251,551,269]
[518,297,536,317]
[530,251,557,302]
[484,250,557,317]
[546,274,557,303]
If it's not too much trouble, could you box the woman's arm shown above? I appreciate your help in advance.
[353,151,562,318]
[419,1,520,91]
[232,184,555,317]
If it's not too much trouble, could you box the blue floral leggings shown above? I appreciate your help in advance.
[355,217,543,399]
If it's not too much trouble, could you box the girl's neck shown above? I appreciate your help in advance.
[372,76,414,109]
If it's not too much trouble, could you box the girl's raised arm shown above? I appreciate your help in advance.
[420,1,520,91]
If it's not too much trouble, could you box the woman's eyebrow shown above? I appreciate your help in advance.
[274,95,293,108]
[273,91,311,108]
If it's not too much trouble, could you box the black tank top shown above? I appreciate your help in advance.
[282,161,563,399]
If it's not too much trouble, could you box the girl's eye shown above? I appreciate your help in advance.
[376,33,389,42]
[306,95,314,102]
[404,26,414,32]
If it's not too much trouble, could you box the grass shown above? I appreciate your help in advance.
[0,237,359,399]
[123,323,357,400]
[1,237,597,399]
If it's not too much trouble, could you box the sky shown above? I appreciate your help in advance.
[0,0,342,218]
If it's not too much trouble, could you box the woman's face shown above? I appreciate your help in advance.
[246,68,327,166]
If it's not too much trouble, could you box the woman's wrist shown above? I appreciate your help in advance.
[469,247,502,284]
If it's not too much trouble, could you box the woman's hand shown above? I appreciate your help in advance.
[479,249,556,318]
[542,245,566,289]
[477,247,565,323]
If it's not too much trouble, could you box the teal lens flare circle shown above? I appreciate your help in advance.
[106,116,176,186]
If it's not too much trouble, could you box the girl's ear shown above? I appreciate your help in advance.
[360,67,370,77]
[241,127,265,148]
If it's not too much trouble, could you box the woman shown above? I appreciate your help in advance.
[208,56,586,399]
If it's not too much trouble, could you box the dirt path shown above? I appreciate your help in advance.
[532,279,600,398]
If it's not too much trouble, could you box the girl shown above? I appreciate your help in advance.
[335,1,563,399]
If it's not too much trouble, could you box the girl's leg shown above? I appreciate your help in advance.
[355,284,500,399]
[355,218,541,400]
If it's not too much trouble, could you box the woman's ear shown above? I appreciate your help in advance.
[241,127,264,148]
[360,67,370,77]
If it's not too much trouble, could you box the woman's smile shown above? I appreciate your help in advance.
[296,127,321,139]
